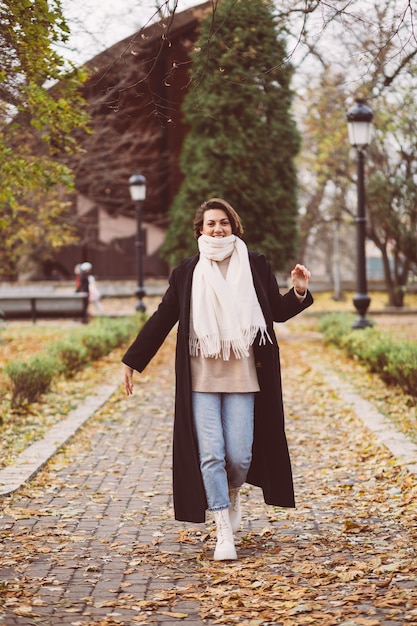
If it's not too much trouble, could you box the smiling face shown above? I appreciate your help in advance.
[200,209,233,238]
[193,198,243,240]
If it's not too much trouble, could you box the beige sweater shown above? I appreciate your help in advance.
[190,256,260,393]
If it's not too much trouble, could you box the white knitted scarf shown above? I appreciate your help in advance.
[189,234,270,360]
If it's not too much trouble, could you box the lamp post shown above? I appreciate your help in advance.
[346,98,374,329]
[129,173,147,312]
[333,212,342,302]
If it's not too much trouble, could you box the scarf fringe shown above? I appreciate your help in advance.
[189,326,272,360]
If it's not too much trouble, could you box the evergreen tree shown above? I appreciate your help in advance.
[161,0,300,271]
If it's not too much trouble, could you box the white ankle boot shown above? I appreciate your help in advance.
[228,487,242,533]
[213,509,237,560]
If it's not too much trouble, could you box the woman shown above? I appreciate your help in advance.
[122,198,313,561]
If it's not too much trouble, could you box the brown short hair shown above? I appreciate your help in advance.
[193,198,244,239]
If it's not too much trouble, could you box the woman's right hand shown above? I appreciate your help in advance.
[123,364,134,396]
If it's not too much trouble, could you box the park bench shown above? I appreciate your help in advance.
[0,293,89,323]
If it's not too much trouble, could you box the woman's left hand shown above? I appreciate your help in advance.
[291,264,311,294]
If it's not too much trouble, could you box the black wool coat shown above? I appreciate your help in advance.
[122,251,313,522]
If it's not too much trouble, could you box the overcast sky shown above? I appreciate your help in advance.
[60,0,202,65]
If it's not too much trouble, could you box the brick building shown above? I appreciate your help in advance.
[50,2,210,280]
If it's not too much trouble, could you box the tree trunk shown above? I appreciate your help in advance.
[381,247,409,307]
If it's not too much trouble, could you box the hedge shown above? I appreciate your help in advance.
[4,316,143,408]
[6,354,56,408]
[318,313,417,399]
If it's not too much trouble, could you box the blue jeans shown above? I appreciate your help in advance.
[192,392,255,512]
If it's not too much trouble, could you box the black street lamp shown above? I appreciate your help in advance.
[346,98,374,329]
[129,173,147,312]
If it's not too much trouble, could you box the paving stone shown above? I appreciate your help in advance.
[0,330,416,625]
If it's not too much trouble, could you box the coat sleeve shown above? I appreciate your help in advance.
[122,270,180,372]
[253,252,313,322]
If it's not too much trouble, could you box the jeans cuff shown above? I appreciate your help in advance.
[208,503,230,512]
